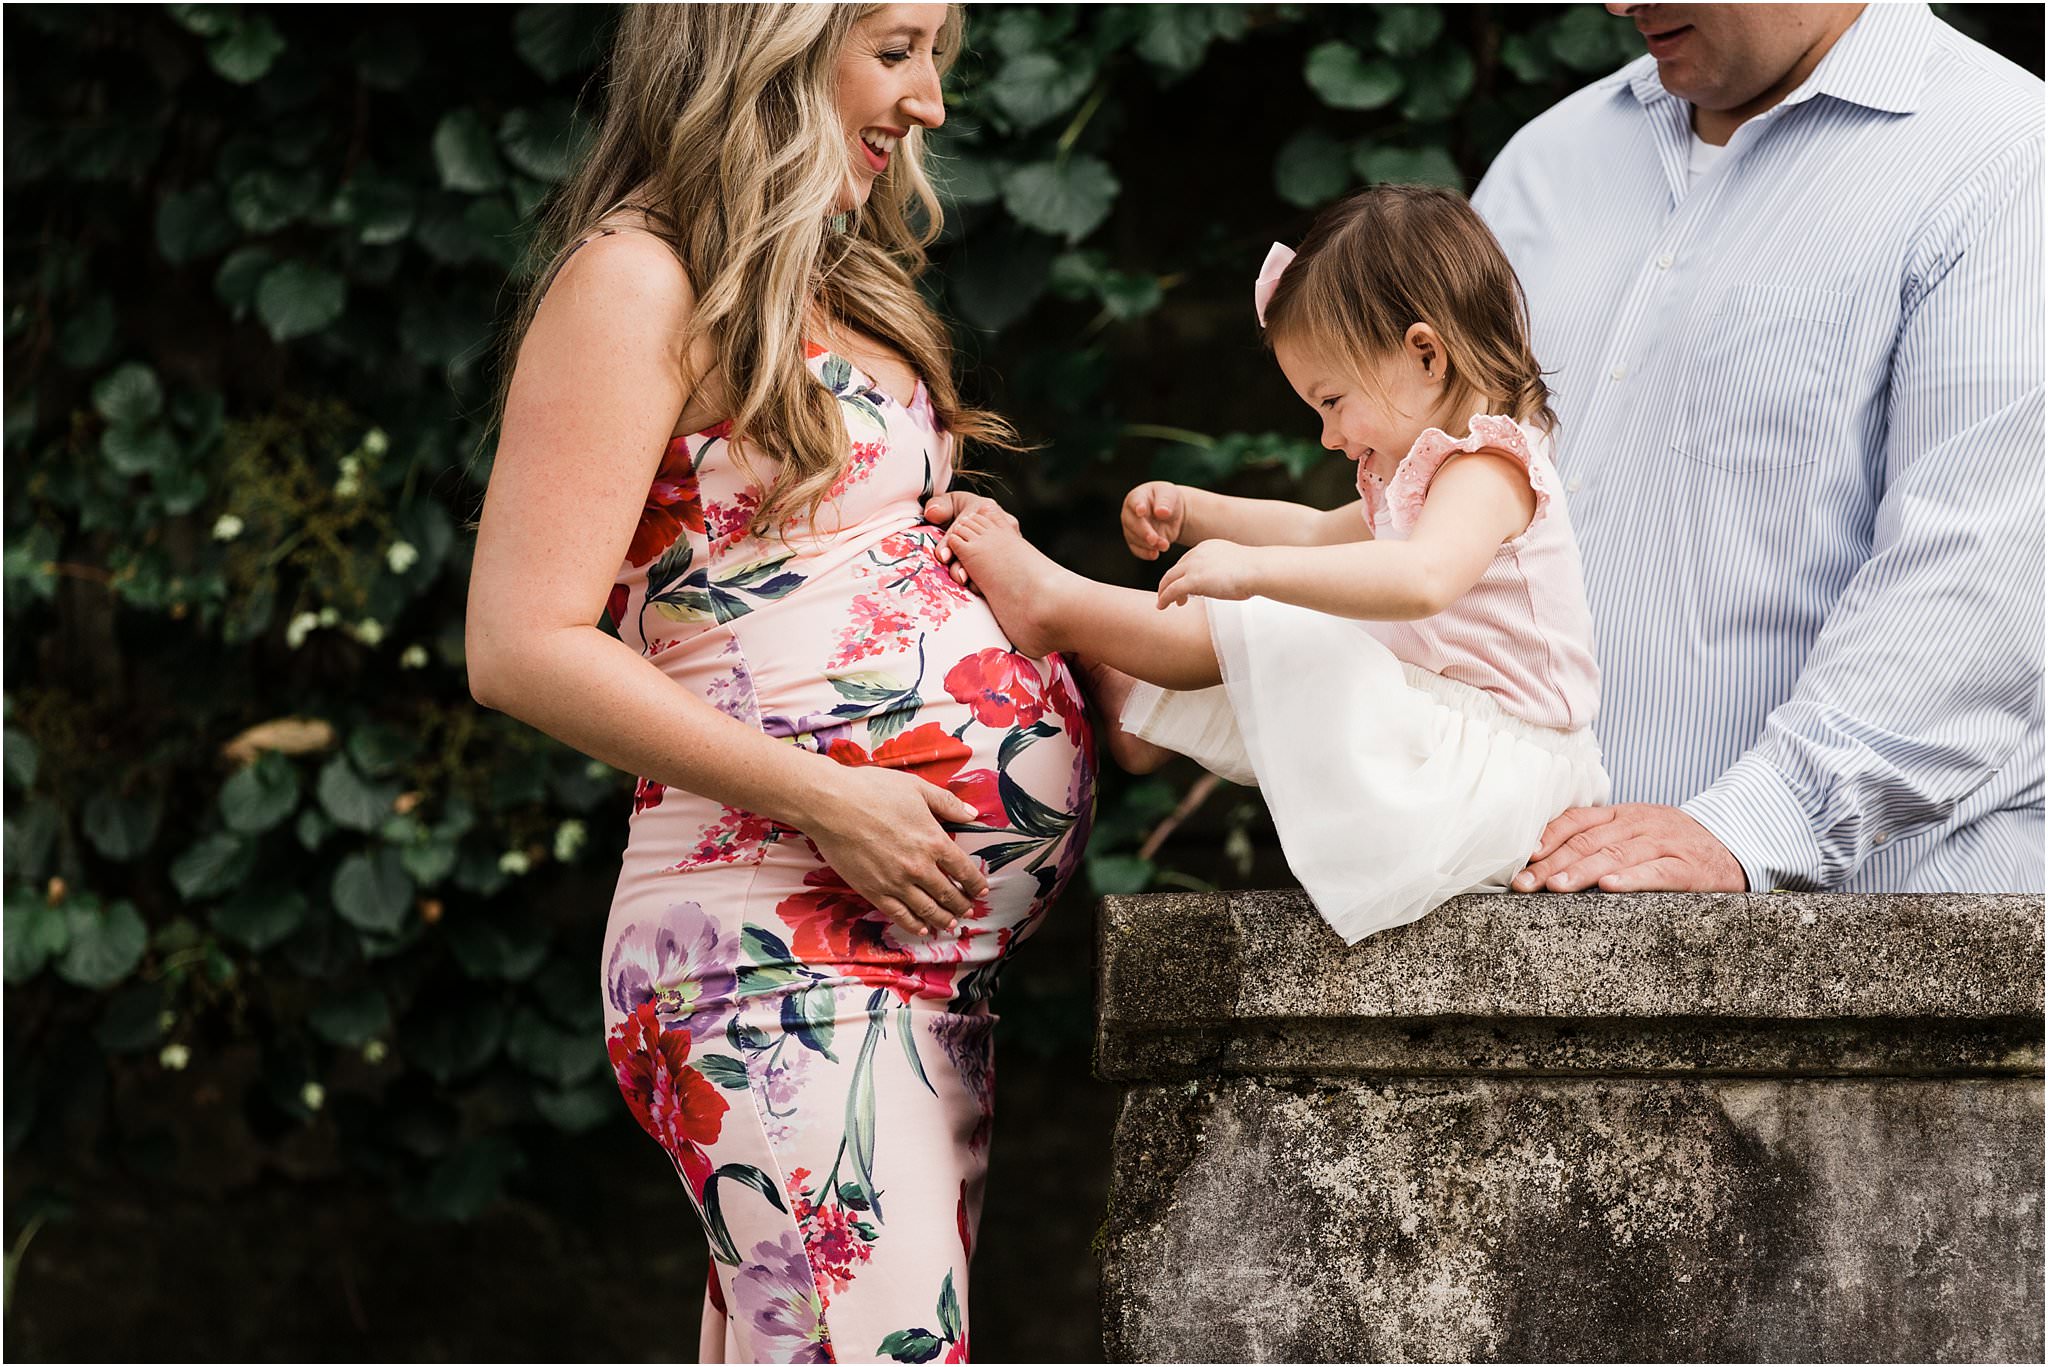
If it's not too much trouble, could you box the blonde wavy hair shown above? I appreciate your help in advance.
[494,2,1017,535]
[1263,184,1557,434]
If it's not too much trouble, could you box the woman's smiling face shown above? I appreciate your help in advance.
[833,4,949,212]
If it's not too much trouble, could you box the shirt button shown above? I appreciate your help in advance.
[1656,254,1674,270]
[1609,365,1627,381]
[1874,832,1890,845]
[1566,477,1584,494]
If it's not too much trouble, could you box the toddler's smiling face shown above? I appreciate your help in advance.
[1273,328,1460,484]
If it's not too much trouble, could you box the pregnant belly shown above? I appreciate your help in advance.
[622,531,1099,967]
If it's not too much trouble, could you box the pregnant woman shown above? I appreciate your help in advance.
[465,6,1095,1361]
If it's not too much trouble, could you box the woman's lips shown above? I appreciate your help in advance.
[859,137,889,173]
[1645,25,1693,60]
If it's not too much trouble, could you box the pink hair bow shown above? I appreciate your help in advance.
[1253,242,1296,328]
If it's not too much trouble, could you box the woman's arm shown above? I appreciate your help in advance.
[467,232,985,936]
[1154,451,1537,619]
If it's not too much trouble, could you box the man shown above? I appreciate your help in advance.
[1473,3,2043,895]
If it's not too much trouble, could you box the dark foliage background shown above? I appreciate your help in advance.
[5,3,2038,1360]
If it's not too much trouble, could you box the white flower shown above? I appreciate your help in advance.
[159,1043,192,1071]
[211,514,244,541]
[553,819,587,862]
[385,540,419,575]
[286,611,320,649]
[157,1010,177,1032]
[353,618,384,646]
[362,1039,389,1065]
[334,455,362,498]
[299,1081,326,1112]
[362,428,390,457]
[317,605,339,627]
[498,849,532,876]
[399,644,429,669]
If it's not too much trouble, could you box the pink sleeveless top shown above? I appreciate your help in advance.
[1357,414,1599,731]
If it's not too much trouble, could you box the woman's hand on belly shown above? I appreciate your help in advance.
[807,765,990,937]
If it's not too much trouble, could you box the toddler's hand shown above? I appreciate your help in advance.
[1157,539,1260,609]
[1122,482,1186,560]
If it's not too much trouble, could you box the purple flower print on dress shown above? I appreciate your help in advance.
[705,637,761,726]
[605,900,737,1042]
[930,1011,995,1115]
[731,1230,833,1363]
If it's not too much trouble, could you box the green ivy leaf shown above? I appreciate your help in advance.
[220,752,302,834]
[317,755,400,832]
[156,186,236,263]
[227,167,322,234]
[417,1135,525,1222]
[1274,127,1353,209]
[256,261,347,342]
[211,886,308,952]
[532,1079,614,1133]
[307,986,392,1047]
[1304,41,1403,111]
[1375,5,1445,57]
[171,831,255,901]
[58,295,116,369]
[101,423,178,477]
[1002,157,1119,244]
[1401,48,1476,123]
[4,886,68,984]
[1550,7,1634,72]
[81,787,164,862]
[332,849,413,934]
[4,729,38,790]
[95,980,169,1053]
[514,4,607,82]
[56,898,148,989]
[1087,854,1156,896]
[332,173,417,247]
[499,102,585,183]
[506,1006,603,1086]
[1136,6,1241,78]
[405,1002,505,1084]
[92,363,163,426]
[168,4,236,38]
[208,15,286,84]
[1352,143,1464,190]
[214,246,275,320]
[153,466,209,517]
[433,109,505,193]
[986,54,1095,131]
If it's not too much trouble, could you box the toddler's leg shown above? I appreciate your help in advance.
[945,507,1222,691]
[1072,656,1176,774]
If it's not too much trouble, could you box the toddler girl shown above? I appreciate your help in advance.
[945,184,1609,943]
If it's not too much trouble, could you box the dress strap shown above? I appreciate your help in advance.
[536,226,625,297]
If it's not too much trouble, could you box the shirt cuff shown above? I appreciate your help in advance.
[1681,752,1829,892]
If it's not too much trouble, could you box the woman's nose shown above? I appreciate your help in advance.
[902,63,945,130]
[1320,423,1346,452]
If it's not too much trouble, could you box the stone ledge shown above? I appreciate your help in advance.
[1096,892,2045,1079]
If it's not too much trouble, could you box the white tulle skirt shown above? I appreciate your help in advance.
[1120,597,1610,944]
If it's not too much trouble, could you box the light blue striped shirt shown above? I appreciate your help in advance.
[1472,2,2045,894]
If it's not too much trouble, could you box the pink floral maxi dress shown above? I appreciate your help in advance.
[598,342,1096,1364]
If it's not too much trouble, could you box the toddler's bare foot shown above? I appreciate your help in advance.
[1073,655,1175,774]
[944,506,1080,659]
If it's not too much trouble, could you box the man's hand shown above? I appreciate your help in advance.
[1156,539,1261,609]
[1510,803,1747,893]
[923,491,1017,588]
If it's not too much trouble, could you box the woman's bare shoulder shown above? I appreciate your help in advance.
[538,224,697,334]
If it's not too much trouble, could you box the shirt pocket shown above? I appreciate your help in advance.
[1669,283,1852,472]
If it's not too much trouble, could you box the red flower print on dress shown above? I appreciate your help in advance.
[1042,652,1097,770]
[706,489,762,556]
[828,594,922,669]
[785,1167,875,1305]
[666,805,785,873]
[605,583,628,628]
[625,436,708,569]
[824,439,887,499]
[633,776,666,814]
[774,863,960,1003]
[606,1000,728,1196]
[944,649,1045,729]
